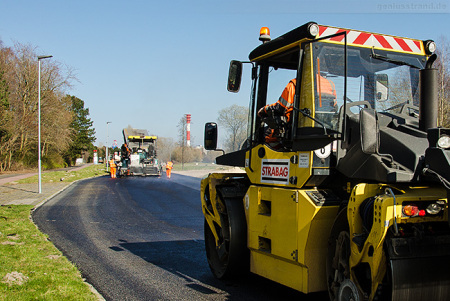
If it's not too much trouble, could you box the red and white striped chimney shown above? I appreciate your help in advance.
[186,114,191,147]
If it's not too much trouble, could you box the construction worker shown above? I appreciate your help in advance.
[257,76,336,147]
[121,143,131,159]
[166,160,173,179]
[114,152,121,178]
[109,157,117,179]
[120,143,131,176]
[316,74,337,111]
[258,79,296,147]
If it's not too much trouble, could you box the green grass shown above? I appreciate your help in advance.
[1,164,105,299]
[0,205,98,300]
[16,164,107,184]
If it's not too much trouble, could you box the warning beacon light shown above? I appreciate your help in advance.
[259,27,271,43]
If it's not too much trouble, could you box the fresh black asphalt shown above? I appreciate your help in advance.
[32,173,328,300]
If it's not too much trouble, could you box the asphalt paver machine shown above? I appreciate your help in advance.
[201,22,450,300]
[122,128,161,176]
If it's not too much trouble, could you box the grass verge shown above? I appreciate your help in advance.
[1,164,105,300]
[16,164,107,184]
[0,205,98,300]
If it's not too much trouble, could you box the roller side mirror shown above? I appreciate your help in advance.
[227,60,242,92]
[204,122,218,150]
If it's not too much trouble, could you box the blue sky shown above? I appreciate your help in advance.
[1,0,449,148]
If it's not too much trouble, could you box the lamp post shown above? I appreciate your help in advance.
[106,121,111,170]
[37,55,52,194]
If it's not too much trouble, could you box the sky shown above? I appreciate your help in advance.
[0,0,449,148]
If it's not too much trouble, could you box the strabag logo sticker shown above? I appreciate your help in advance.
[261,159,290,184]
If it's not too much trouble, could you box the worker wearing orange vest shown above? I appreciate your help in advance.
[258,79,296,145]
[316,74,337,109]
[257,76,336,147]
[259,78,296,122]
[166,161,173,179]
[109,158,117,179]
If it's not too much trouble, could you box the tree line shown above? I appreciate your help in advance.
[0,41,95,171]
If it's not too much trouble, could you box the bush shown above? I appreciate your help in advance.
[171,146,203,163]
[42,153,67,169]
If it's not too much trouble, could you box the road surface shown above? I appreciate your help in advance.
[32,173,328,301]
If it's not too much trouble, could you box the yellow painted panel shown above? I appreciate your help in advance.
[246,185,339,293]
[299,42,315,128]
[303,203,339,292]
[250,250,307,292]
[246,186,298,261]
[264,187,298,260]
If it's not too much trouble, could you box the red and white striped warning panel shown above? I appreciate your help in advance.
[318,25,423,55]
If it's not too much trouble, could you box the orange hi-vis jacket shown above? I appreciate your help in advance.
[316,75,337,107]
[109,159,116,168]
[166,161,173,170]
[261,79,296,123]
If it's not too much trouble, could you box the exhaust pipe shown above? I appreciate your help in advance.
[419,54,438,131]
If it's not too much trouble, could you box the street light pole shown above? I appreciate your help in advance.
[106,121,111,170]
[37,55,52,194]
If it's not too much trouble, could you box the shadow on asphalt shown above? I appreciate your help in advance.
[111,239,221,296]
[111,239,329,301]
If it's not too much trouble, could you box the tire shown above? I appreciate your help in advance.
[327,209,396,301]
[338,279,363,301]
[327,208,352,301]
[204,197,248,279]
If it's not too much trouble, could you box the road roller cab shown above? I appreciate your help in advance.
[201,22,450,300]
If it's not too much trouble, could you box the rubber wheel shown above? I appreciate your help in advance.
[327,208,353,301]
[338,279,363,301]
[204,197,248,279]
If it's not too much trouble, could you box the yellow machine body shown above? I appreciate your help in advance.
[201,22,450,300]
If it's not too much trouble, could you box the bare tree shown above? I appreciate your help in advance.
[435,36,450,127]
[0,41,76,170]
[157,136,175,162]
[177,115,186,147]
[217,104,248,152]
[0,44,13,171]
[171,146,203,163]
[176,115,189,168]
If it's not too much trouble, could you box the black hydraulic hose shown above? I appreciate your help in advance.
[423,167,450,190]
[426,53,437,69]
